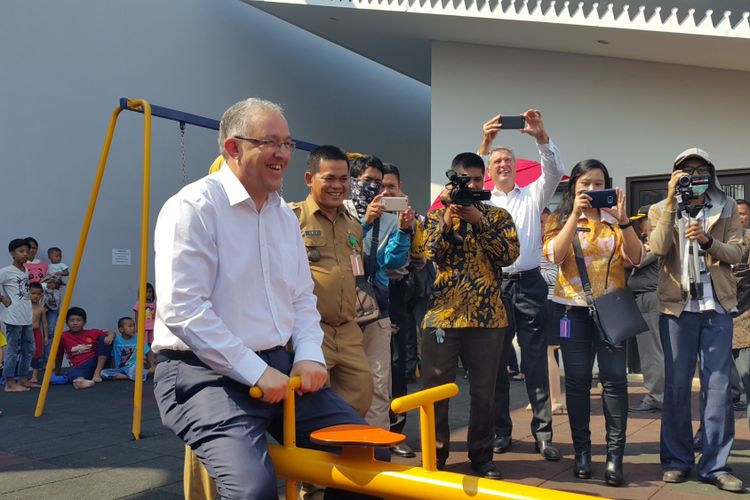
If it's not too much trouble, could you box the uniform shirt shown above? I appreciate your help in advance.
[290,195,363,326]
[543,211,640,307]
[482,140,565,273]
[422,204,519,329]
[152,164,325,387]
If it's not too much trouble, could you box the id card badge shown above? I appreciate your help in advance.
[350,253,364,276]
[560,314,571,339]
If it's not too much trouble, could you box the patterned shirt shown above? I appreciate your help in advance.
[422,204,519,328]
[543,211,639,307]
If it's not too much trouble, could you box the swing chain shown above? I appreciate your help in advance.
[179,122,187,186]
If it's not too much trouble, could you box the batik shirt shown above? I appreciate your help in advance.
[422,204,519,329]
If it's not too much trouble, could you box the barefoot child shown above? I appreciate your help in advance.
[1,238,36,392]
[29,282,48,383]
[51,307,114,389]
[100,317,156,381]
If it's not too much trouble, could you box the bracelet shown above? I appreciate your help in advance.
[618,221,633,230]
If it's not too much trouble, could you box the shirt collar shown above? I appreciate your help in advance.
[492,185,521,197]
[217,162,281,208]
[304,194,346,216]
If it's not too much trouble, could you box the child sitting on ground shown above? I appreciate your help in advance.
[132,283,156,345]
[100,317,155,381]
[51,307,114,389]
[46,247,69,279]
[29,282,48,383]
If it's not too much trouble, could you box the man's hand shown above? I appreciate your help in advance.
[601,188,629,225]
[665,170,685,210]
[364,194,385,225]
[398,206,415,230]
[454,205,483,225]
[256,365,290,404]
[289,360,328,396]
[479,115,502,154]
[521,109,549,144]
[685,220,710,246]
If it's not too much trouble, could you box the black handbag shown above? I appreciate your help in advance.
[572,232,648,346]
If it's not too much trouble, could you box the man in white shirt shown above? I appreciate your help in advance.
[152,98,374,499]
[477,110,566,461]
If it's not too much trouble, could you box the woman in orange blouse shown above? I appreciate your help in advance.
[543,159,644,487]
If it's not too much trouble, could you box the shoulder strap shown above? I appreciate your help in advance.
[571,234,595,311]
[366,218,380,281]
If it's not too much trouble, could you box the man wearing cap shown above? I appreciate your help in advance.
[627,206,664,414]
[649,148,743,491]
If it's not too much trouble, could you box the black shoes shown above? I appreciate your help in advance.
[471,461,502,480]
[604,453,624,487]
[492,435,512,454]
[390,443,416,458]
[535,440,561,461]
[628,400,660,413]
[573,451,592,479]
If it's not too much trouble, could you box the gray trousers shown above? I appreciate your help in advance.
[634,291,664,407]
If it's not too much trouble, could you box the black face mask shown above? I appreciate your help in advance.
[350,179,381,218]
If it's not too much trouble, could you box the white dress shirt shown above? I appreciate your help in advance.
[482,140,566,273]
[152,164,325,386]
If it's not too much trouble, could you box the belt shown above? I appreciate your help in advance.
[502,267,541,281]
[156,345,285,364]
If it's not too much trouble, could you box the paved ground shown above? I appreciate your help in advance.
[1,372,749,499]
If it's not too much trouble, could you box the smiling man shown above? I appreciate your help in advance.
[152,99,374,499]
[289,145,374,417]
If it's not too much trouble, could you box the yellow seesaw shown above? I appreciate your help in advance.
[184,378,605,499]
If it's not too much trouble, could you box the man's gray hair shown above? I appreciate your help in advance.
[218,98,285,158]
[489,146,515,162]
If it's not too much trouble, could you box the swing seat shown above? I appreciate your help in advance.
[311,424,405,448]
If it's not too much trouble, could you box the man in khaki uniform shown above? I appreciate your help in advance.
[290,145,373,416]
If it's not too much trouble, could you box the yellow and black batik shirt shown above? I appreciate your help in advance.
[422,204,519,329]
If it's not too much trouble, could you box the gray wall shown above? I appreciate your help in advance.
[0,0,430,330]
[431,41,750,199]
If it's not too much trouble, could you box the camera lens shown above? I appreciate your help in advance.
[678,175,691,187]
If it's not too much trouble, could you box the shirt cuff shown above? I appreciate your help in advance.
[292,340,326,368]
[537,139,557,156]
[230,349,269,387]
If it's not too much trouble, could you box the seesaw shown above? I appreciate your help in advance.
[184,377,604,499]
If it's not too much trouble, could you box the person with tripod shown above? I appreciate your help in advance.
[649,148,744,492]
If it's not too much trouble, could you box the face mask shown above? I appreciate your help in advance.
[350,179,381,218]
[691,184,709,197]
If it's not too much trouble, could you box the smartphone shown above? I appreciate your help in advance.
[499,115,526,130]
[381,196,409,212]
[585,189,617,209]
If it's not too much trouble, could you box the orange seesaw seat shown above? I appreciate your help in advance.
[311,424,406,448]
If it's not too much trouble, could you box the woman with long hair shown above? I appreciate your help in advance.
[543,159,644,486]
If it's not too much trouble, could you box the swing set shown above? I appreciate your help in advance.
[32,98,318,440]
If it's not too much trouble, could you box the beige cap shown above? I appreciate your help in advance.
[673,147,713,169]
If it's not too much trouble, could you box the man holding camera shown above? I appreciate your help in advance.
[649,148,743,492]
[422,153,519,479]
[478,110,566,460]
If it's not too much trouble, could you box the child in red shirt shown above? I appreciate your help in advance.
[50,306,114,389]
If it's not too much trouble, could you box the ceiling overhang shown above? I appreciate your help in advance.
[244,0,750,84]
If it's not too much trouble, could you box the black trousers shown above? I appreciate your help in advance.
[494,272,553,442]
[556,304,628,454]
[389,279,413,432]
[154,349,382,500]
[422,327,505,465]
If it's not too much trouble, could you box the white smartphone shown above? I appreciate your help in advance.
[381,196,409,212]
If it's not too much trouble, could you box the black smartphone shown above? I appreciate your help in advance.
[499,115,526,129]
[585,188,617,208]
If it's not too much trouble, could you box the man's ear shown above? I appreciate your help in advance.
[224,137,240,159]
[304,171,314,188]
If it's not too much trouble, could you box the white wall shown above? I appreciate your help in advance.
[431,41,750,199]
[0,0,429,329]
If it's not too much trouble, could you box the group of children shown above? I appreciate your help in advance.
[0,236,158,399]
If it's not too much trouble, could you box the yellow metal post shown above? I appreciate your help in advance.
[128,99,153,440]
[35,105,124,417]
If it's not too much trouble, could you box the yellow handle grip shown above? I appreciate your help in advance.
[249,376,302,399]
[390,383,459,413]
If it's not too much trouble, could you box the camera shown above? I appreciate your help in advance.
[445,170,492,206]
[676,174,710,202]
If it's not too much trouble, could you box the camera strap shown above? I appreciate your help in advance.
[366,218,380,282]
[572,227,616,316]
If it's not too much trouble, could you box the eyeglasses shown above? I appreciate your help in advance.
[234,136,296,153]
[680,166,710,175]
